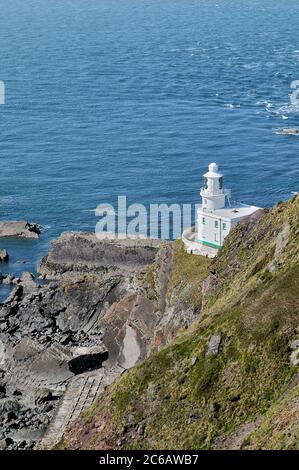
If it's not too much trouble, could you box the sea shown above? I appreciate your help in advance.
[0,0,298,294]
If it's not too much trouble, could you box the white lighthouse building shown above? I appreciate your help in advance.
[182,163,260,257]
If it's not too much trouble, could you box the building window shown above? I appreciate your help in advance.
[202,217,205,225]
[223,222,227,230]
[219,177,223,190]
[215,234,219,242]
[204,177,208,189]
[214,220,219,228]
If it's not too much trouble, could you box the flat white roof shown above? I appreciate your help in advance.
[198,203,261,221]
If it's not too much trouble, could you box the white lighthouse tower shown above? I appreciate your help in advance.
[182,163,261,257]
[200,162,227,211]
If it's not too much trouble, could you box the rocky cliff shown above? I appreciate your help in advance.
[0,232,209,449]
[57,195,299,450]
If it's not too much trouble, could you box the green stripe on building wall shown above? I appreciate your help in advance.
[198,239,221,249]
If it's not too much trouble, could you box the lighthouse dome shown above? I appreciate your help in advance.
[209,162,218,173]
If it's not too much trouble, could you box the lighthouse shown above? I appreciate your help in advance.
[182,163,261,257]
[200,162,227,211]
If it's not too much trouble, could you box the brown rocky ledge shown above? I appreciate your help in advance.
[38,232,162,279]
[0,221,41,239]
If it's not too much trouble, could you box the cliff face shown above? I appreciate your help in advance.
[0,233,209,449]
[59,196,299,450]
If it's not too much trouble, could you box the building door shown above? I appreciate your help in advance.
[213,219,221,246]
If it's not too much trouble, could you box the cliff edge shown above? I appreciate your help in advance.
[59,195,299,450]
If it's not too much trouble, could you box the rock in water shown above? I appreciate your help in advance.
[0,249,9,263]
[0,221,40,239]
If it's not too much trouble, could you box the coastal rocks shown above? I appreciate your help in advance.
[0,341,6,369]
[3,285,23,304]
[0,381,6,399]
[39,232,162,279]
[0,231,196,449]
[206,334,222,356]
[0,398,53,450]
[119,324,141,370]
[268,223,290,273]
[202,271,220,298]
[19,272,37,293]
[0,439,8,450]
[276,128,299,136]
[0,250,9,263]
[0,267,120,432]
[1,274,19,286]
[34,389,53,405]
[0,398,20,415]
[0,221,40,239]
[68,346,108,375]
[98,294,145,367]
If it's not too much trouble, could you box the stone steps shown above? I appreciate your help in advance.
[38,373,103,449]
[65,375,102,425]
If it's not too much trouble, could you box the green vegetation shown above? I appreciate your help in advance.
[145,262,159,301]
[167,240,210,309]
[60,196,299,450]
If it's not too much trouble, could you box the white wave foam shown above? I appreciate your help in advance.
[277,103,299,115]
[224,103,241,109]
[0,195,17,204]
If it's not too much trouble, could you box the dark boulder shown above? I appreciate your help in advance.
[68,346,108,374]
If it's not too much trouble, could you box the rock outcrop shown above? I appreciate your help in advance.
[206,334,221,356]
[0,233,204,449]
[0,221,40,239]
[68,347,109,375]
[0,250,9,263]
[39,232,161,279]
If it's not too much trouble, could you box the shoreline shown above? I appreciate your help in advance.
[0,231,180,449]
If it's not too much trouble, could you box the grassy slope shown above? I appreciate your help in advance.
[166,239,211,310]
[60,196,299,450]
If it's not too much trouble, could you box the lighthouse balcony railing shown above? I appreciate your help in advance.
[200,187,231,202]
[200,188,225,197]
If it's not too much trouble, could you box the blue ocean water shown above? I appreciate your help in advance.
[0,0,298,279]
